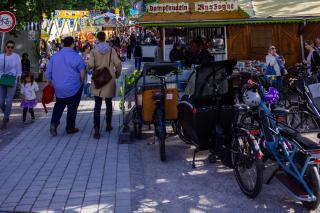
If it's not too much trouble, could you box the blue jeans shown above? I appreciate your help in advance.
[0,85,16,120]
[135,58,142,71]
[51,86,83,129]
[271,76,283,90]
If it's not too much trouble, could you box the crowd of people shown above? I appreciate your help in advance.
[0,31,320,134]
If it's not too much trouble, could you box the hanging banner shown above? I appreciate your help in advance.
[70,19,74,28]
[80,18,86,28]
[58,19,63,28]
[55,10,89,19]
[147,3,189,13]
[195,1,238,12]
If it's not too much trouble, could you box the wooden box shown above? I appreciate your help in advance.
[142,88,179,122]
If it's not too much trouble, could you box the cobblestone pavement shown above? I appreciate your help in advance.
[0,60,134,213]
[129,129,319,213]
[0,100,131,213]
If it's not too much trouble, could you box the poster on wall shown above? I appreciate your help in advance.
[147,3,189,13]
[195,1,238,12]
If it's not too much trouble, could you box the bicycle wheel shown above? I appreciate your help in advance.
[176,121,193,145]
[286,105,319,131]
[159,129,166,162]
[132,108,142,139]
[302,165,320,210]
[154,109,166,162]
[232,129,263,198]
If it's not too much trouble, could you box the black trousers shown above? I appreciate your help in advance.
[94,96,112,127]
[23,108,35,122]
[51,86,83,130]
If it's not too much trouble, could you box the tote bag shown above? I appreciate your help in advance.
[0,55,16,87]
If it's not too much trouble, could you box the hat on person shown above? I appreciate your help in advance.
[42,84,55,113]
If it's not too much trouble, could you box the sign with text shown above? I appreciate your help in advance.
[147,3,189,13]
[195,1,238,12]
[55,10,89,19]
[0,11,16,32]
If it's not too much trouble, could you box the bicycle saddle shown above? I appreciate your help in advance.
[280,129,320,150]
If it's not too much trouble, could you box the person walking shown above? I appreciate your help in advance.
[134,43,143,71]
[315,37,320,54]
[21,53,31,78]
[20,73,38,123]
[303,40,320,81]
[88,32,122,139]
[0,40,22,129]
[45,36,86,136]
[126,41,132,60]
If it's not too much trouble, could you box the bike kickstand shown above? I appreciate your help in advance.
[266,167,280,184]
[192,149,199,168]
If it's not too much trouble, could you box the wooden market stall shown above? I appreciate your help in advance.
[138,0,320,66]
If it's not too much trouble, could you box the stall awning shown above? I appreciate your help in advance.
[138,0,320,27]
[139,17,320,27]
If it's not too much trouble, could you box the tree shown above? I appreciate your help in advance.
[0,0,133,34]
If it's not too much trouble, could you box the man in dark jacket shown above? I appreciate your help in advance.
[184,36,212,68]
[169,43,184,62]
[134,43,143,71]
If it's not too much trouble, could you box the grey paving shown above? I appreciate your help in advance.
[129,128,319,213]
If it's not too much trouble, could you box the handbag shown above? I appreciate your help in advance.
[92,49,113,89]
[0,55,16,87]
[265,64,276,76]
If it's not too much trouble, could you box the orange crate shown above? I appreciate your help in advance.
[142,88,178,122]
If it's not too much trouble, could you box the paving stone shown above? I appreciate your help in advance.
[0,97,132,213]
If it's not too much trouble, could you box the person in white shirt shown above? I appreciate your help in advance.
[266,45,286,89]
[20,73,39,123]
[0,40,22,128]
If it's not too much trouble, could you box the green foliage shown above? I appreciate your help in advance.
[119,69,141,109]
[0,0,133,34]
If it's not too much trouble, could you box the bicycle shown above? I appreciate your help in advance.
[132,63,179,161]
[285,66,320,132]
[232,80,320,210]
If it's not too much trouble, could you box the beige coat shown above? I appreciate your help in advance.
[88,48,122,98]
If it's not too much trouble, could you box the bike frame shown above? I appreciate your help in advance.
[257,101,319,201]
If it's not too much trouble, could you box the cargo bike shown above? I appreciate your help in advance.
[132,63,180,161]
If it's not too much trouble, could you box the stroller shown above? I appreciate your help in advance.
[177,59,238,167]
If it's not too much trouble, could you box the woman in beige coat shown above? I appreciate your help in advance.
[88,32,122,139]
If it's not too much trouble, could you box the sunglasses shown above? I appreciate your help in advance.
[6,46,14,49]
[270,47,276,50]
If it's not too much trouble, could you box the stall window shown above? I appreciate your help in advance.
[251,28,273,48]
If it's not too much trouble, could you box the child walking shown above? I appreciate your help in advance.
[20,73,39,123]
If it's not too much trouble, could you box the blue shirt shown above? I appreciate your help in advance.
[46,48,86,98]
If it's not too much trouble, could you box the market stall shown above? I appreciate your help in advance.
[138,0,320,66]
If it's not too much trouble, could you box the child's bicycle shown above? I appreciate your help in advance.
[232,79,320,210]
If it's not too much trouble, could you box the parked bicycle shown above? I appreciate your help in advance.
[233,80,320,210]
[132,63,179,161]
[285,65,320,132]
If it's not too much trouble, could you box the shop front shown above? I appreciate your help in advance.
[138,0,320,66]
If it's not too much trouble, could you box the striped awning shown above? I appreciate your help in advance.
[24,22,40,31]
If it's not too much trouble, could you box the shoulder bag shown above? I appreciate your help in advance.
[92,49,113,89]
[0,55,16,87]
